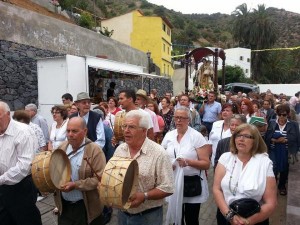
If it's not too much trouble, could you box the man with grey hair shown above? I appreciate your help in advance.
[0,101,42,225]
[25,103,49,144]
[114,110,174,225]
[54,117,106,225]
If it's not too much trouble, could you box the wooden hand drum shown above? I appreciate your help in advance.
[99,156,139,209]
[113,111,125,142]
[31,149,71,192]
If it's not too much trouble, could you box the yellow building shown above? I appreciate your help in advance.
[101,10,174,76]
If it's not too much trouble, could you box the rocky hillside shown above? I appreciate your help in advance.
[3,0,300,50]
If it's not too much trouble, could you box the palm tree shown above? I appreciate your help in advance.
[250,4,277,80]
[231,4,277,81]
[231,3,251,47]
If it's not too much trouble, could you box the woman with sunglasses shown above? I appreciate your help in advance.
[213,124,277,225]
[265,104,300,195]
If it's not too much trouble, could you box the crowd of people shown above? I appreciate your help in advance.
[0,87,300,225]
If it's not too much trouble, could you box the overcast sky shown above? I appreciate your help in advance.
[147,0,300,15]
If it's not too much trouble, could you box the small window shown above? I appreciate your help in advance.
[245,69,249,73]
[247,58,250,62]
[240,56,244,61]
[162,23,166,31]
[163,43,166,52]
[167,28,170,36]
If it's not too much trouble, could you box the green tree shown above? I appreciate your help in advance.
[250,5,277,80]
[58,0,76,11]
[232,4,277,81]
[153,6,166,17]
[217,65,247,84]
[79,12,95,29]
[172,16,185,29]
[231,3,251,47]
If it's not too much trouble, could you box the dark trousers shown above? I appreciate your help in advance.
[202,121,213,135]
[0,175,42,225]
[58,199,104,225]
[182,203,201,225]
[274,169,289,190]
[216,208,269,225]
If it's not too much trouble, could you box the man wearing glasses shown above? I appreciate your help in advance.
[114,110,174,225]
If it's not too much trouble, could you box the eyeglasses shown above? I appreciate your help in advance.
[235,134,254,140]
[173,116,189,121]
[51,111,61,115]
[121,124,141,131]
[277,113,287,117]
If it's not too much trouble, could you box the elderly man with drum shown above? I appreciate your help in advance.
[113,110,174,225]
[0,101,42,225]
[54,117,106,225]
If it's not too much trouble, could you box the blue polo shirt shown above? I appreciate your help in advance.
[202,101,222,123]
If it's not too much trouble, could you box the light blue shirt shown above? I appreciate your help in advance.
[82,112,105,148]
[31,114,49,142]
[61,139,85,202]
[202,101,222,123]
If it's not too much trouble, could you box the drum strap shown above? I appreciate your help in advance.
[67,141,92,157]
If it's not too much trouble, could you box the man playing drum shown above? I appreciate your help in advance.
[113,110,174,225]
[113,89,155,144]
[0,101,42,225]
[54,117,106,225]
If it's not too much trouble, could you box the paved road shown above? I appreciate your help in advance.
[37,167,286,225]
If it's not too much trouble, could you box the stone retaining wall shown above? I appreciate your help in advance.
[0,40,172,110]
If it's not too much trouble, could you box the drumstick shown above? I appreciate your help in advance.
[83,157,102,181]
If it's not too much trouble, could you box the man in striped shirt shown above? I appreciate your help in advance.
[0,101,42,225]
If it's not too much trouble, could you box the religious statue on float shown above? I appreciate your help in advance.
[196,58,214,90]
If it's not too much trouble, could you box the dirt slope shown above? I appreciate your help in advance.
[2,0,74,24]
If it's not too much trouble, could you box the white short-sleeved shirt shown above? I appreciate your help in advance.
[208,120,232,166]
[162,126,209,203]
[219,152,274,205]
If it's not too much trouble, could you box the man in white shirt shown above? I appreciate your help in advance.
[0,101,42,225]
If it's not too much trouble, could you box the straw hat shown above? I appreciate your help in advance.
[136,89,149,101]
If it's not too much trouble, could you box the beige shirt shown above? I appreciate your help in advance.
[114,138,174,214]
